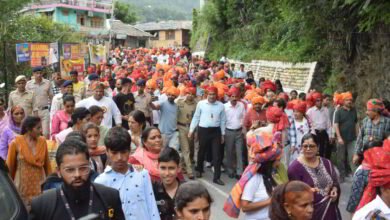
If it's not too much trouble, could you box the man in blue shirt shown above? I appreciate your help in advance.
[150,87,180,150]
[189,86,226,185]
[233,64,247,79]
[95,127,159,220]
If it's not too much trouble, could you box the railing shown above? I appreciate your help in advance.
[31,0,112,10]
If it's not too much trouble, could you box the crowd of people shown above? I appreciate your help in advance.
[0,46,389,220]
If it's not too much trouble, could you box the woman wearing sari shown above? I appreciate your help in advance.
[0,106,25,159]
[288,133,341,220]
[6,116,52,210]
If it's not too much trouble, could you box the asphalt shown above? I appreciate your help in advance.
[192,167,353,220]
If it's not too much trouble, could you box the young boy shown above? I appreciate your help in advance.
[153,147,183,220]
[95,127,159,220]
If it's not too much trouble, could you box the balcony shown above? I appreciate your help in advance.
[25,0,112,13]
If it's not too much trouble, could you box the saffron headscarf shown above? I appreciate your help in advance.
[223,138,282,218]
[266,106,283,124]
[252,96,265,105]
[184,87,196,95]
[356,139,390,210]
[166,87,180,97]
[367,99,384,112]
[293,101,307,114]
[261,80,277,92]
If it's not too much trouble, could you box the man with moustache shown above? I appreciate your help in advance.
[29,138,125,220]
[150,86,180,149]
[95,127,159,220]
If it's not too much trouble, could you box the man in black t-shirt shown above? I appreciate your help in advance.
[113,78,135,130]
[334,92,358,181]
[153,148,184,220]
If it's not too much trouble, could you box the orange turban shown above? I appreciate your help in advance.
[207,86,218,94]
[278,92,289,102]
[287,99,299,110]
[341,92,353,100]
[261,80,276,92]
[311,92,322,100]
[333,92,343,105]
[228,87,240,97]
[166,87,180,97]
[367,99,385,112]
[185,87,196,95]
[252,96,265,105]
[213,70,225,81]
[244,91,257,101]
[293,101,307,114]
[266,106,283,123]
[146,79,157,89]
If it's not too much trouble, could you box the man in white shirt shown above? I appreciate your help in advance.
[76,82,121,128]
[157,50,169,64]
[224,87,246,179]
[233,64,247,79]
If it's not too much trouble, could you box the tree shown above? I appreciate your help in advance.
[114,2,138,24]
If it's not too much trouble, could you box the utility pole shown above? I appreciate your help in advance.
[108,0,115,50]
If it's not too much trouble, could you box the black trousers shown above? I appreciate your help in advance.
[314,130,331,159]
[196,127,222,180]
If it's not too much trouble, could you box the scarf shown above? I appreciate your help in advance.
[356,140,390,210]
[15,135,48,167]
[223,134,282,218]
[129,147,160,180]
[89,146,106,157]
[7,110,23,134]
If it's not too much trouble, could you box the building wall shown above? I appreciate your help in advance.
[148,29,186,48]
[52,7,107,31]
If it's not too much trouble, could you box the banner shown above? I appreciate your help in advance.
[63,44,71,60]
[49,42,59,64]
[89,44,106,64]
[60,57,85,77]
[16,43,30,63]
[30,43,49,67]
[71,44,81,59]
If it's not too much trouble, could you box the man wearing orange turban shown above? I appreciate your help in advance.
[213,70,226,81]
[150,86,180,150]
[243,96,267,130]
[333,91,358,182]
[353,139,390,218]
[353,99,390,166]
[189,84,226,185]
[224,84,246,179]
[306,91,332,159]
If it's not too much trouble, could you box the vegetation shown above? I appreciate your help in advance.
[191,0,390,94]
[120,0,199,22]
[114,1,138,24]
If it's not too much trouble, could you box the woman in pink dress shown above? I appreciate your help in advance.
[51,95,75,139]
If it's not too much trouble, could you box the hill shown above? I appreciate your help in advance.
[121,0,199,22]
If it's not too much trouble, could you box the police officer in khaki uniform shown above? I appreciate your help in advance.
[8,75,36,116]
[26,66,53,138]
[176,87,197,179]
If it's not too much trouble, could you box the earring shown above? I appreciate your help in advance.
[288,212,292,217]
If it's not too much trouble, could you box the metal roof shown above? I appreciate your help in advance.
[134,20,192,31]
[110,20,152,37]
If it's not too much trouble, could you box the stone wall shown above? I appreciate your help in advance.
[229,59,317,93]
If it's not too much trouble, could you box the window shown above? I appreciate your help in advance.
[90,17,103,28]
[166,31,175,40]
[77,15,85,26]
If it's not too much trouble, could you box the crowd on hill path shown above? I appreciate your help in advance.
[1,47,389,220]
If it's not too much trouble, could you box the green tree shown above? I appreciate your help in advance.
[114,1,138,24]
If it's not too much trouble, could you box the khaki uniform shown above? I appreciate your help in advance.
[26,79,53,138]
[8,90,36,116]
[134,91,152,119]
[177,99,197,175]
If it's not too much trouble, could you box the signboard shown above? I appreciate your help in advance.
[63,44,71,60]
[61,57,85,77]
[30,43,49,67]
[15,43,30,63]
[49,42,59,64]
[89,44,106,64]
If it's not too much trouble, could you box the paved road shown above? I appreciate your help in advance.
[193,167,353,220]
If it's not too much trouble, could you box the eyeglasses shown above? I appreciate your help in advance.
[302,144,317,149]
[62,165,91,175]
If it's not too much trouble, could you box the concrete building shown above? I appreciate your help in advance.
[21,0,112,38]
[134,20,192,48]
